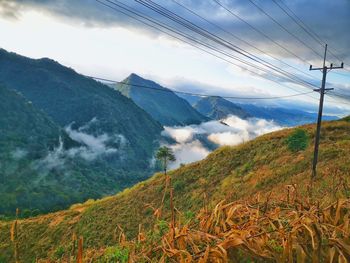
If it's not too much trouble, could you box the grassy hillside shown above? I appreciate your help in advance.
[0,49,164,214]
[0,117,349,261]
[115,73,209,126]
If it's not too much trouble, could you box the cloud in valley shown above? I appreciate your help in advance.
[34,118,127,171]
[11,148,28,160]
[162,115,282,169]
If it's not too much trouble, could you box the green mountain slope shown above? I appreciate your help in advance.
[193,96,251,119]
[0,117,349,261]
[114,73,209,126]
[0,49,163,213]
[0,85,102,215]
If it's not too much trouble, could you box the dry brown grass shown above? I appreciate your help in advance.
[93,189,350,262]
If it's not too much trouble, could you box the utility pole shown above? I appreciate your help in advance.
[309,44,343,179]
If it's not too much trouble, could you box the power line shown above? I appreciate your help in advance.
[280,0,323,43]
[271,0,323,47]
[212,0,312,65]
[326,94,350,106]
[170,0,318,82]
[95,1,350,110]
[94,1,350,112]
[278,0,344,63]
[246,0,324,60]
[135,0,318,90]
[328,91,350,100]
[332,72,350,78]
[96,0,320,98]
[88,75,315,100]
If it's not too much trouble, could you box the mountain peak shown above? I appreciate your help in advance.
[127,73,143,81]
[125,73,168,91]
[194,96,251,120]
[115,74,209,125]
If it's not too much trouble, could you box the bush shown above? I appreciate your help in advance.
[54,246,65,259]
[101,246,129,263]
[174,180,186,192]
[286,129,309,152]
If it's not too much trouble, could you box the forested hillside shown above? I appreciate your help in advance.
[0,49,163,215]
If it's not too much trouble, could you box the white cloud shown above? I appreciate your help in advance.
[162,115,282,169]
[168,140,210,169]
[33,137,66,171]
[11,148,28,159]
[162,126,200,143]
[33,118,127,172]
[65,125,119,161]
[208,131,248,146]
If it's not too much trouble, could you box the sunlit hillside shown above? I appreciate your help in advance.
[0,117,349,262]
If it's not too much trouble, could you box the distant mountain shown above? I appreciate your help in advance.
[193,96,251,120]
[176,93,202,105]
[179,93,338,126]
[237,103,338,126]
[0,49,163,214]
[114,74,209,126]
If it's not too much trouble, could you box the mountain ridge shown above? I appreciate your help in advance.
[193,96,251,119]
[114,73,209,126]
[178,93,339,126]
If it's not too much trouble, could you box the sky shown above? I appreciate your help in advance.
[1,0,350,114]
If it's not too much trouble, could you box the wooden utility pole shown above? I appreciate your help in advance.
[309,44,343,179]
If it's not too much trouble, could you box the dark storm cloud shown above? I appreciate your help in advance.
[1,0,349,61]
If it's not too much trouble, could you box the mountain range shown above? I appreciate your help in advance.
[179,93,338,125]
[237,103,338,126]
[113,73,209,126]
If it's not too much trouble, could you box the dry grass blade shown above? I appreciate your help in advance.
[77,236,83,263]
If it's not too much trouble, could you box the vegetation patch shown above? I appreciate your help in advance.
[286,128,309,152]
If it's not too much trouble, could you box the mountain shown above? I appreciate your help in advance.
[0,49,163,214]
[1,117,349,261]
[238,103,338,126]
[179,94,339,126]
[193,96,251,119]
[114,74,209,126]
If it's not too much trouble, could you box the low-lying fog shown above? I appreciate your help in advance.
[161,115,283,169]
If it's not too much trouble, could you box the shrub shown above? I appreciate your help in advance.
[101,246,129,263]
[286,129,309,152]
[53,246,65,259]
[174,180,186,192]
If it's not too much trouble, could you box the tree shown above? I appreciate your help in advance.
[156,146,176,242]
[156,146,176,176]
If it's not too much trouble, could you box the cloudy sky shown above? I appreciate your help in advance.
[1,0,350,113]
